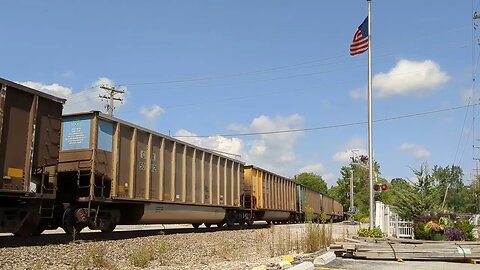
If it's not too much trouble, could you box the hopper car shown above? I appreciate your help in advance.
[0,77,344,237]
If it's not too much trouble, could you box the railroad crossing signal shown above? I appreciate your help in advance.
[373,184,388,192]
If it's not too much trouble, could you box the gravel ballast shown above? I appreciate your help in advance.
[0,223,360,270]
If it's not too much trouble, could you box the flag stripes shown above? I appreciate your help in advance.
[350,17,369,56]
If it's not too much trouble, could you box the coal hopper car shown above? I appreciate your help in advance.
[242,165,298,224]
[56,111,244,233]
[0,78,64,236]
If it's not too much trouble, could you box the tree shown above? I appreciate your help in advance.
[394,163,439,220]
[431,165,464,211]
[294,172,328,194]
[328,155,383,220]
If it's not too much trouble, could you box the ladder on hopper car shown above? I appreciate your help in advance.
[76,161,107,201]
[38,165,57,219]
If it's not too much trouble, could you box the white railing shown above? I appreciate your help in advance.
[375,201,414,239]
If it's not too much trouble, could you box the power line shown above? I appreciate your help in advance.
[113,25,468,89]
[174,103,479,138]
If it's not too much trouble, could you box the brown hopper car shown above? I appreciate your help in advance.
[0,78,65,236]
[57,111,244,232]
[242,165,298,224]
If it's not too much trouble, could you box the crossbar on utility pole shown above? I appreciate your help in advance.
[99,85,124,116]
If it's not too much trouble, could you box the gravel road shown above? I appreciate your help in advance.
[0,222,360,270]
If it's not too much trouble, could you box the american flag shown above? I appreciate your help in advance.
[350,17,369,56]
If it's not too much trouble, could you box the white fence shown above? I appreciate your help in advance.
[375,201,414,239]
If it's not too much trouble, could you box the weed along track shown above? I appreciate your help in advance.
[0,222,352,270]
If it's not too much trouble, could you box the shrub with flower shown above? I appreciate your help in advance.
[425,220,444,233]
[444,227,463,241]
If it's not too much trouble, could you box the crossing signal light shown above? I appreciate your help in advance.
[373,184,388,192]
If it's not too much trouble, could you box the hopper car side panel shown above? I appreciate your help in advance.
[0,78,64,235]
[321,194,335,220]
[333,200,344,221]
[56,112,244,233]
[296,185,322,221]
[242,166,298,224]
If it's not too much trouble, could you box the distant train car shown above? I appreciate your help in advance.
[242,165,297,224]
[333,200,344,221]
[297,185,322,220]
[0,78,64,236]
[56,111,244,233]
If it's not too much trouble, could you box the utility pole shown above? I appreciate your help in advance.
[99,85,124,116]
[474,9,480,213]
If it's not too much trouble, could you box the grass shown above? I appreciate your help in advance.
[130,247,154,268]
[80,245,116,270]
[129,240,169,268]
[209,236,236,261]
[264,209,333,257]
[303,221,332,253]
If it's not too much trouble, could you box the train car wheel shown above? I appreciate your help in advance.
[244,213,254,226]
[225,212,236,227]
[216,223,224,228]
[204,223,211,228]
[62,208,83,236]
[100,222,117,233]
[192,223,201,229]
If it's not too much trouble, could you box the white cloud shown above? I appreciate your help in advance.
[399,143,431,159]
[332,137,367,163]
[175,129,243,158]
[18,81,72,97]
[140,104,165,128]
[299,163,325,174]
[66,77,127,114]
[244,114,304,175]
[227,123,248,133]
[322,173,336,184]
[175,114,305,176]
[373,59,449,97]
[350,88,366,100]
[19,77,127,115]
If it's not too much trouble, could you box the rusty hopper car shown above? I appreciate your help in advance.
[242,166,297,224]
[297,185,322,220]
[57,111,244,233]
[0,78,65,236]
[321,194,336,221]
[333,200,344,221]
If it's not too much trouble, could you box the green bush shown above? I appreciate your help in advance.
[439,217,454,229]
[431,232,445,241]
[354,211,369,223]
[357,227,383,238]
[414,222,430,240]
[456,219,475,241]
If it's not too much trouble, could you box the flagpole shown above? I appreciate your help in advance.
[367,0,375,230]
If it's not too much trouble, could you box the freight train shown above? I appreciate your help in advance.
[0,78,343,237]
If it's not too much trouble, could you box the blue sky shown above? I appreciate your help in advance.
[2,1,479,186]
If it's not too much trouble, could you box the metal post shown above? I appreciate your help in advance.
[367,0,375,229]
[349,167,354,218]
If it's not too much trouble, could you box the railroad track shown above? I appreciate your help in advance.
[0,223,271,248]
